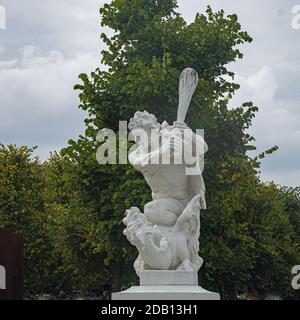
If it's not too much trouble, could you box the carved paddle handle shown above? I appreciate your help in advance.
[176,68,199,123]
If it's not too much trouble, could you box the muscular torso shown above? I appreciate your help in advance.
[142,164,189,202]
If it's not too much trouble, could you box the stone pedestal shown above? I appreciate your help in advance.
[140,270,198,286]
[112,271,220,300]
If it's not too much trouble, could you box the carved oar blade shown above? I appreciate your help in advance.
[177,68,199,123]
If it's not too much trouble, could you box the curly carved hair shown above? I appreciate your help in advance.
[128,111,160,131]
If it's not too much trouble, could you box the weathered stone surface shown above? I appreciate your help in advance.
[113,285,220,300]
[140,270,198,286]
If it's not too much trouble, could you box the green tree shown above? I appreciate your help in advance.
[0,145,56,295]
[280,187,300,243]
[62,0,299,298]
[43,152,111,295]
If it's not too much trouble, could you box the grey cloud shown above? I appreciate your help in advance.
[0,46,98,155]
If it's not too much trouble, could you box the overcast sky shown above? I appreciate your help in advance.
[0,0,299,187]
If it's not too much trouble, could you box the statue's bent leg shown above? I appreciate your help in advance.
[144,198,186,226]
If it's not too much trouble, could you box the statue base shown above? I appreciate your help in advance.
[112,271,220,300]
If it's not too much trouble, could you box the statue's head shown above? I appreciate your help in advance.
[128,111,160,132]
[128,111,160,149]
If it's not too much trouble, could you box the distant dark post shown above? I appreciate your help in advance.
[0,229,24,300]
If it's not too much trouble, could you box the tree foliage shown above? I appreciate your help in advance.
[0,145,56,295]
[0,0,299,299]
[60,0,300,299]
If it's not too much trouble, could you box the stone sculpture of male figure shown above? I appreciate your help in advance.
[113,69,221,301]
[123,68,208,275]
[128,111,207,227]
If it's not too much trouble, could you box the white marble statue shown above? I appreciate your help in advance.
[123,68,208,277]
